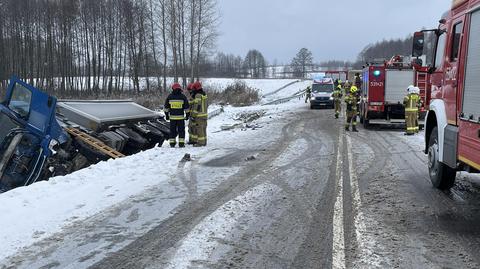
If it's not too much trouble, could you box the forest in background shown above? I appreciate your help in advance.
[0,0,218,95]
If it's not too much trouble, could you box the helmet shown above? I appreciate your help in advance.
[193,81,202,90]
[187,83,194,91]
[407,85,415,93]
[172,83,182,91]
[337,85,342,89]
[350,86,358,93]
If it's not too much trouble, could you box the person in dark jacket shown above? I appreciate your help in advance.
[164,83,190,148]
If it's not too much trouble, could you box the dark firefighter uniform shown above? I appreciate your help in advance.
[345,86,359,132]
[186,83,197,145]
[192,81,208,147]
[164,83,189,147]
[305,86,312,103]
[333,85,343,119]
[404,86,421,135]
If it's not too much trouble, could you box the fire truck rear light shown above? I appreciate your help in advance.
[370,102,383,106]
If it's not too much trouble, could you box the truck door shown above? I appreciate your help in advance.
[458,10,480,171]
[444,18,464,125]
[5,77,58,139]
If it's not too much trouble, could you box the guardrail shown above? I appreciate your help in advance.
[208,106,225,119]
[262,80,301,98]
[262,90,306,106]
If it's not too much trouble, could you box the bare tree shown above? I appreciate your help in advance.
[291,48,314,78]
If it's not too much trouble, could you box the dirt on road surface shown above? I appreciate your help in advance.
[3,107,480,269]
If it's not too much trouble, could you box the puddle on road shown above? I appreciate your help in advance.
[201,149,261,167]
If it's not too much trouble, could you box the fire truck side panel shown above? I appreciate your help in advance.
[458,8,480,170]
[385,70,415,103]
[361,66,386,120]
[367,66,386,104]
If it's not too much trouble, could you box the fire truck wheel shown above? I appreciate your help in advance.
[428,127,456,190]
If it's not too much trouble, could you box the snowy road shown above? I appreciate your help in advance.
[3,103,480,269]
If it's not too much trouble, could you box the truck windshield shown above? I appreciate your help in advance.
[312,84,334,93]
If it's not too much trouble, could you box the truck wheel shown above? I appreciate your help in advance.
[428,127,456,190]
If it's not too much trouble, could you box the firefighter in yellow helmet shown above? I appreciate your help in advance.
[345,86,359,132]
[404,85,421,135]
[186,83,197,145]
[332,85,343,119]
[192,81,208,147]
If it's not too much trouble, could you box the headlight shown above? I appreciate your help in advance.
[329,97,334,100]
[49,139,59,155]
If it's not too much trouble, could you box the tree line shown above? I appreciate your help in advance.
[354,36,414,68]
[0,0,218,95]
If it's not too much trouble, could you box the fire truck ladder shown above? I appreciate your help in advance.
[417,72,428,95]
[65,128,125,159]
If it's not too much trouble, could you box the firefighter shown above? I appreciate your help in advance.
[186,83,197,145]
[192,81,208,147]
[354,73,363,89]
[305,86,312,103]
[164,83,190,148]
[404,85,421,135]
[333,85,343,119]
[345,86,359,132]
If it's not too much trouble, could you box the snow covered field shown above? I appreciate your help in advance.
[0,78,309,262]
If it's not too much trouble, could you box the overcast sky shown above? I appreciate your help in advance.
[217,0,452,63]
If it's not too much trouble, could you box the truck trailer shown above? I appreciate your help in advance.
[414,0,480,190]
[359,56,428,128]
[0,77,170,192]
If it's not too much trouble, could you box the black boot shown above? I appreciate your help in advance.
[352,126,359,132]
[345,126,350,131]
[179,143,185,148]
[170,143,176,148]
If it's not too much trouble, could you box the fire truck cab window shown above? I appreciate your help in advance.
[435,33,447,69]
[451,22,464,60]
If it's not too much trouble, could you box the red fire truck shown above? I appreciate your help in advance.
[414,0,480,190]
[359,56,428,128]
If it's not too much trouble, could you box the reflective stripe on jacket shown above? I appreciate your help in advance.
[193,93,208,119]
[165,90,189,120]
[404,93,420,112]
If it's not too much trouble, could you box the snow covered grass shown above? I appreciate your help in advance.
[0,88,306,261]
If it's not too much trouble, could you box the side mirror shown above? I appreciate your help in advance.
[412,32,425,57]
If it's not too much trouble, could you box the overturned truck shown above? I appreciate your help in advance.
[0,77,170,192]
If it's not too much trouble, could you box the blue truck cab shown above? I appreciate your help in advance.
[0,77,68,191]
